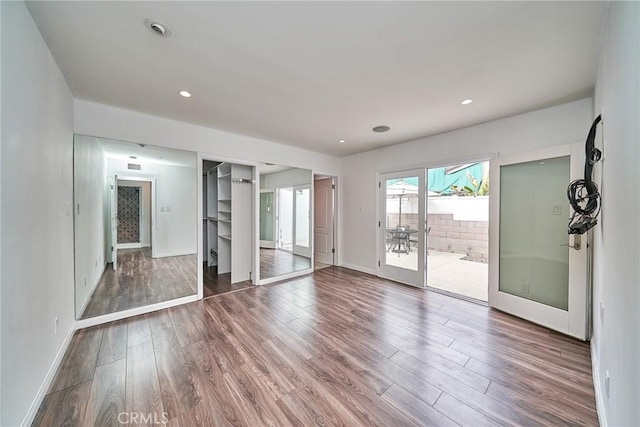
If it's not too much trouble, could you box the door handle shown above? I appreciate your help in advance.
[560,235,581,250]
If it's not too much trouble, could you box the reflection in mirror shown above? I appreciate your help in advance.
[74,135,197,319]
[259,163,312,280]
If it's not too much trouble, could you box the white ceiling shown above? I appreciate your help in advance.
[29,1,604,157]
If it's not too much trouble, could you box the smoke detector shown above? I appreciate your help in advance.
[146,19,171,37]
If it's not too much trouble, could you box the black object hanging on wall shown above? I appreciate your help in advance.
[567,115,602,235]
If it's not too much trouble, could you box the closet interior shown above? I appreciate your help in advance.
[202,160,254,296]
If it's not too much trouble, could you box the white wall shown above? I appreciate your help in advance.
[75,100,341,176]
[428,196,489,222]
[340,98,592,272]
[74,135,107,318]
[261,168,312,190]
[108,158,198,257]
[591,2,640,426]
[0,2,75,426]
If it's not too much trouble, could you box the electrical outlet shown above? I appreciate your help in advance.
[160,206,165,212]
[600,302,605,325]
[166,206,171,212]
[605,371,611,398]
[520,282,530,294]
[54,317,59,335]
[84,276,87,287]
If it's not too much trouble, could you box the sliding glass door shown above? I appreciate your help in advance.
[378,169,426,287]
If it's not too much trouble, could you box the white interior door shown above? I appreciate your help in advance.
[293,184,311,258]
[314,178,334,265]
[378,170,426,287]
[110,174,118,270]
[489,143,589,339]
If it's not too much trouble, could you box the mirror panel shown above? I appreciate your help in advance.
[259,163,312,280]
[74,135,198,319]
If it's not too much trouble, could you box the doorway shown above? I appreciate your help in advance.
[276,185,311,257]
[314,175,337,270]
[109,176,156,270]
[425,162,489,302]
[201,158,255,298]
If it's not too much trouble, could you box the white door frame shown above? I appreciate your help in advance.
[313,175,337,266]
[115,176,157,258]
[488,142,589,339]
[377,169,427,288]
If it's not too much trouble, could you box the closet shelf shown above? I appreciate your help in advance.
[207,217,218,221]
[218,173,231,179]
[218,219,231,223]
[219,234,232,241]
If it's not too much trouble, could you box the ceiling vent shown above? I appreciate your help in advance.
[128,163,141,171]
[146,19,171,37]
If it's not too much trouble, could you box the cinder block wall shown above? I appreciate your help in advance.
[385,213,419,231]
[427,213,488,261]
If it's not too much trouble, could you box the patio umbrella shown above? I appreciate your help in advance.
[385,181,419,227]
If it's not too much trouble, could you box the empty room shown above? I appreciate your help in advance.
[1,1,638,426]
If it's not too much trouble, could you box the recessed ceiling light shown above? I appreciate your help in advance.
[338,139,346,144]
[372,126,390,133]
[146,19,171,37]
[129,156,137,160]
[179,90,191,98]
[461,98,473,105]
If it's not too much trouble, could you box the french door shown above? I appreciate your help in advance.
[378,169,426,287]
[489,143,589,339]
[293,185,311,257]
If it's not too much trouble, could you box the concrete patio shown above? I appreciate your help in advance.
[385,249,488,301]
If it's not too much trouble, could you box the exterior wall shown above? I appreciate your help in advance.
[428,214,488,261]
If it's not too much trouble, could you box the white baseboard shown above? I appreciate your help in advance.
[591,341,608,427]
[117,242,142,249]
[153,251,197,259]
[259,268,313,286]
[75,294,198,329]
[340,262,377,276]
[20,326,75,427]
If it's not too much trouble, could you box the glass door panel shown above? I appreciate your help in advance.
[293,185,311,257]
[278,187,293,251]
[260,191,275,248]
[489,143,589,339]
[379,170,426,287]
[499,157,570,310]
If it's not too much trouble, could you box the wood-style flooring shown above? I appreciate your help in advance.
[203,264,253,298]
[260,248,311,279]
[40,267,598,426]
[81,248,197,319]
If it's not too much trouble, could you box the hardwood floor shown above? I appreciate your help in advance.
[81,248,197,319]
[39,267,598,426]
[203,264,253,298]
[260,248,311,279]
